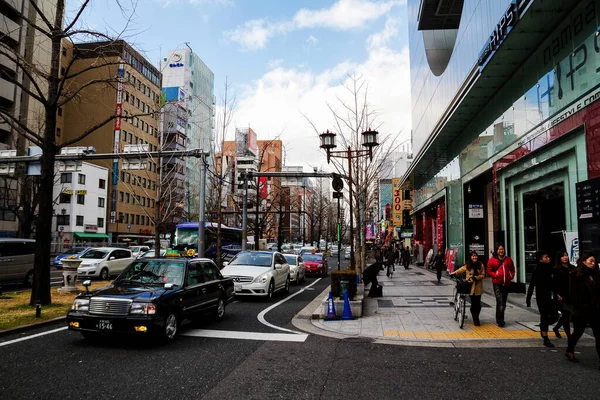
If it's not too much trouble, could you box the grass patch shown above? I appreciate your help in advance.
[0,281,111,331]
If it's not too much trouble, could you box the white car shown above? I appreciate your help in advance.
[284,254,305,284]
[299,246,316,255]
[138,249,167,258]
[344,248,351,260]
[221,251,290,300]
[293,244,303,255]
[129,245,150,258]
[77,247,134,280]
[330,245,339,256]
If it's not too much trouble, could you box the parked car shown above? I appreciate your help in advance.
[77,247,134,280]
[284,254,305,284]
[0,238,35,286]
[303,253,328,276]
[129,245,150,258]
[54,247,90,269]
[293,244,302,255]
[344,248,351,260]
[330,245,339,257]
[138,249,167,258]
[220,251,290,300]
[67,256,234,342]
[299,246,316,255]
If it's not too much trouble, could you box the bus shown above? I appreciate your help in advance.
[170,222,243,261]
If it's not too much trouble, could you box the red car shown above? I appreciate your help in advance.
[303,253,328,276]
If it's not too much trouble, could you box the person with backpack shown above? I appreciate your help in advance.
[565,252,600,365]
[450,251,485,326]
[487,244,516,327]
[526,250,558,348]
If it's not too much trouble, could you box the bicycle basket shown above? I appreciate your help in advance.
[456,281,472,294]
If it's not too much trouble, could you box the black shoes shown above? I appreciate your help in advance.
[565,352,579,363]
[497,321,506,328]
[543,337,555,348]
[553,327,562,339]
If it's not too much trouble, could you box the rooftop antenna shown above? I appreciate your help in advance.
[185,42,192,53]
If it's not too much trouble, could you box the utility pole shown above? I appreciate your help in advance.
[242,172,248,250]
[198,152,207,257]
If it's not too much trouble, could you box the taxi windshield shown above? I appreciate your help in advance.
[116,260,186,286]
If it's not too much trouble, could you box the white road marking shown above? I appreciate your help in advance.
[256,278,322,334]
[181,329,308,342]
[0,326,68,348]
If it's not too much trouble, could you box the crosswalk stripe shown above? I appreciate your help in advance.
[181,329,308,342]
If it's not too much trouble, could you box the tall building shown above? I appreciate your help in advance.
[0,0,56,236]
[161,49,215,219]
[60,40,162,244]
[404,0,599,280]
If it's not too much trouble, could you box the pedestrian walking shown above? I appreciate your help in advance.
[487,244,516,327]
[363,261,383,297]
[433,249,445,283]
[374,247,382,264]
[450,251,485,326]
[526,250,558,348]
[403,246,411,270]
[386,246,395,278]
[552,250,573,339]
[565,252,600,365]
[394,246,400,267]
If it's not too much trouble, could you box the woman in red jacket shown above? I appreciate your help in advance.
[487,244,516,327]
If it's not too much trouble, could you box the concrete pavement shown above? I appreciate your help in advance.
[295,263,594,348]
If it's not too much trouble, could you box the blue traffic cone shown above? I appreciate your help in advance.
[341,290,354,320]
[324,291,338,321]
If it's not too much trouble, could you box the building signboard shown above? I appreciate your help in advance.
[468,204,484,218]
[392,178,402,227]
[84,224,98,233]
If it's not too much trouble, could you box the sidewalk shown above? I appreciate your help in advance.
[295,263,593,348]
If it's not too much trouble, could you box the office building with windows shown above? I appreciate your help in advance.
[404,0,600,280]
[161,48,215,219]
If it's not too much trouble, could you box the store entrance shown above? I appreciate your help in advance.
[522,183,566,277]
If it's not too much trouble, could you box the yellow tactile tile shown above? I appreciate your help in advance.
[398,330,416,338]
[383,329,399,337]
[382,322,542,340]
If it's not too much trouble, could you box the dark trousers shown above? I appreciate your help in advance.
[555,303,571,338]
[567,319,600,360]
[493,284,509,325]
[403,259,409,269]
[436,268,443,282]
[469,295,481,324]
[537,300,556,332]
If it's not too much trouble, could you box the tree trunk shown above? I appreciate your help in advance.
[30,2,64,305]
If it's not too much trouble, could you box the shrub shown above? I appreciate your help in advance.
[330,269,358,299]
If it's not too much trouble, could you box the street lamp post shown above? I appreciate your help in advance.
[319,129,379,273]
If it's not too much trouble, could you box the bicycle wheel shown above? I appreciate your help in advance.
[458,296,466,329]
[453,288,459,321]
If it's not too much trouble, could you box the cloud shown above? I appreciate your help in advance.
[305,35,319,48]
[159,0,234,7]
[224,0,402,51]
[232,16,411,171]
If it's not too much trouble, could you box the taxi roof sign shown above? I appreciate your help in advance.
[165,249,180,258]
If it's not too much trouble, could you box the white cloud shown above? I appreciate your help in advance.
[305,35,319,48]
[224,0,403,51]
[160,0,234,7]
[232,17,411,171]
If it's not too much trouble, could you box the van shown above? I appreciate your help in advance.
[0,239,36,286]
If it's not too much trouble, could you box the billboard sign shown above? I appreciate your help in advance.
[392,178,402,227]
[248,128,258,156]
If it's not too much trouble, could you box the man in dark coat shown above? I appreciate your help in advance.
[363,261,383,297]
[526,250,558,347]
[433,249,445,283]
[386,246,395,277]
[403,246,411,270]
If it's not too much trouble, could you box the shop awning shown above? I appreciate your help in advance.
[74,232,109,240]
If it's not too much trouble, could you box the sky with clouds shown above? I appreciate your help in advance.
[74,0,411,171]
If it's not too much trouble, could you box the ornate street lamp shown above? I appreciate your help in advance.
[319,129,380,273]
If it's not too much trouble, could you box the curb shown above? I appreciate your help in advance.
[0,316,66,339]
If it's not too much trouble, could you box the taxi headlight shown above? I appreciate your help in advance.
[253,274,269,284]
[129,302,156,315]
[71,298,90,312]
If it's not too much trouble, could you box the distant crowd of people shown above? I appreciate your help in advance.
[362,242,600,369]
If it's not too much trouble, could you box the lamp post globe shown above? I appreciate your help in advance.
[361,129,379,149]
[319,130,337,150]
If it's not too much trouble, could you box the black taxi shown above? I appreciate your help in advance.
[66,250,235,342]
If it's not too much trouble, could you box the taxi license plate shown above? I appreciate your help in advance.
[234,284,242,292]
[96,320,112,331]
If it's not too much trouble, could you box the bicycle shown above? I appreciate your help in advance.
[450,276,469,329]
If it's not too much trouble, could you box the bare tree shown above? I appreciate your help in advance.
[211,77,236,267]
[0,0,157,305]
[303,74,401,273]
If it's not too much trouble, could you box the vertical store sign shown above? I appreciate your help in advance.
[111,63,125,223]
[392,178,402,227]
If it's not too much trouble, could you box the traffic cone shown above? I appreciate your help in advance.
[341,290,354,320]
[324,291,338,321]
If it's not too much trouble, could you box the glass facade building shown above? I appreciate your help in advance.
[405,0,600,282]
